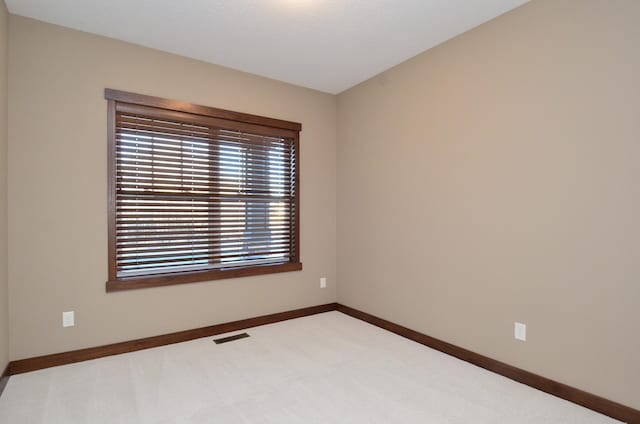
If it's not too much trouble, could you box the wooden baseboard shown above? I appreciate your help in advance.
[5,301,638,423]
[336,304,639,424]
[0,364,9,397]
[8,303,338,375]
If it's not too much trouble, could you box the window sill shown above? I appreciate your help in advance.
[106,262,303,292]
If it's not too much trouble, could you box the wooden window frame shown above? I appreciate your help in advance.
[105,89,302,292]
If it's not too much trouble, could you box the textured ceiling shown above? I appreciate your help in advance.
[6,0,530,93]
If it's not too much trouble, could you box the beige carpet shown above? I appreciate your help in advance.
[0,312,621,423]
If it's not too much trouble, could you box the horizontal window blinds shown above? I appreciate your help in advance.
[113,103,297,278]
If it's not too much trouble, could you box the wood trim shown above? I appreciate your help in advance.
[0,364,9,397]
[106,89,302,292]
[336,304,640,424]
[8,303,337,375]
[107,99,117,280]
[104,89,302,132]
[106,262,303,292]
[4,301,637,422]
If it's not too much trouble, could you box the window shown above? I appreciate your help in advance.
[105,89,301,291]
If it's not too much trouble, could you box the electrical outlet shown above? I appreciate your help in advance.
[514,322,526,341]
[63,311,75,328]
[320,277,327,288]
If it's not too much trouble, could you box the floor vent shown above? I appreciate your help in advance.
[213,333,250,344]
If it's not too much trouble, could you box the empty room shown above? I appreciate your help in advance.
[0,0,638,422]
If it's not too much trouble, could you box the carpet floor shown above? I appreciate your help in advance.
[0,311,621,423]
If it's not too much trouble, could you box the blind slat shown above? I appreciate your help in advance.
[117,248,291,269]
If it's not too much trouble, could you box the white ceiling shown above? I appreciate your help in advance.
[6,0,529,94]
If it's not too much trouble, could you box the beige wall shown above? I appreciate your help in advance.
[8,16,337,360]
[337,0,640,409]
[5,0,639,412]
[0,0,8,373]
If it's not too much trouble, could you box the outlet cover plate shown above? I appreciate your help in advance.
[63,311,75,327]
[515,322,526,341]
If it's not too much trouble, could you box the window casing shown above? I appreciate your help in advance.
[105,89,301,291]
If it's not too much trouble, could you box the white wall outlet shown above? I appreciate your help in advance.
[63,311,75,328]
[320,277,327,288]
[514,322,526,341]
